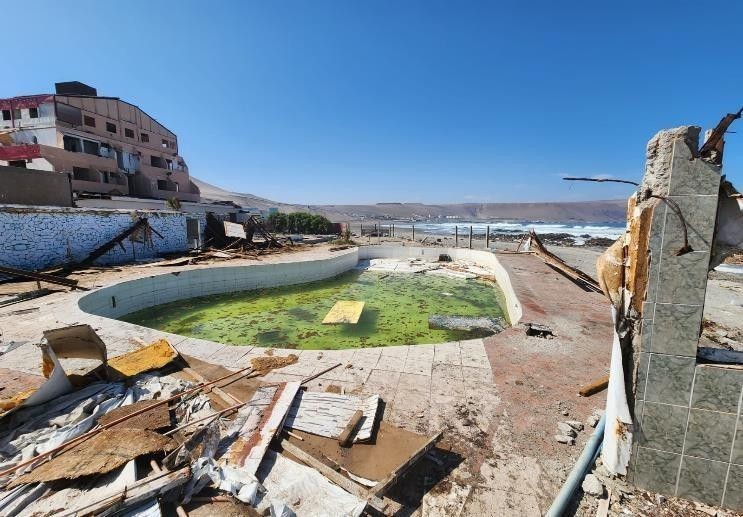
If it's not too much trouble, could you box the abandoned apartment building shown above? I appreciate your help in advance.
[0,81,200,202]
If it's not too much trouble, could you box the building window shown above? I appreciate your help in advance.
[28,107,38,118]
[84,115,96,127]
[63,135,82,152]
[72,166,92,181]
[150,155,166,168]
[82,140,100,156]
[1,110,10,121]
[157,179,168,190]
[56,102,82,125]
[140,132,149,143]
[106,122,117,133]
[101,171,110,183]
[124,128,135,138]
[161,139,168,148]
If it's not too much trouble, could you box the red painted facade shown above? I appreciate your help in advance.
[0,144,41,161]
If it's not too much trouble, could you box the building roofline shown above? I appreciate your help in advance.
[0,92,177,138]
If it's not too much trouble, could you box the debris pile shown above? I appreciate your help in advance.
[0,327,442,516]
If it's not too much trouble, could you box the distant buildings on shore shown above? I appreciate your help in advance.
[0,81,199,202]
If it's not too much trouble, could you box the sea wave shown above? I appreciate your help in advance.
[392,221,625,240]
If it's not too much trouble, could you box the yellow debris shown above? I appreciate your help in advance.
[322,301,365,324]
[108,339,178,378]
[250,354,299,374]
[0,389,36,412]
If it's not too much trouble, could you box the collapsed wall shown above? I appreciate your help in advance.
[0,206,189,270]
[598,124,743,510]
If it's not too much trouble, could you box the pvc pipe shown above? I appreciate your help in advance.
[545,413,606,517]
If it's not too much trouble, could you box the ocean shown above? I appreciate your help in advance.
[390,221,625,243]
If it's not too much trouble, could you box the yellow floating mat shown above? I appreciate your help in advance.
[322,301,365,324]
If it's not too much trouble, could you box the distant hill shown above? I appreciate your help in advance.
[193,178,627,223]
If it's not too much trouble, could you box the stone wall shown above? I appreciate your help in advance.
[629,129,743,511]
[0,206,189,270]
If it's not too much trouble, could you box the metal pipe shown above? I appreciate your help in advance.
[545,413,606,517]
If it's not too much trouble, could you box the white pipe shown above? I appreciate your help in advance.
[545,413,606,517]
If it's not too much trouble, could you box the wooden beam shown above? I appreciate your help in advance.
[72,466,191,517]
[182,366,243,406]
[278,438,386,513]
[337,410,363,447]
[578,374,610,397]
[77,217,152,267]
[0,264,82,289]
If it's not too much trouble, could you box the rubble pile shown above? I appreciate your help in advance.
[0,327,441,516]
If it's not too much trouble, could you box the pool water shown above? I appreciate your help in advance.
[121,269,508,350]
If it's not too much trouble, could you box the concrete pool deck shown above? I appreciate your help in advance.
[0,244,613,514]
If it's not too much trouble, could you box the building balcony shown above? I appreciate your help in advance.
[71,176,129,196]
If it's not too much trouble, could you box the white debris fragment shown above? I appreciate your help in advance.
[555,435,575,445]
[557,422,577,437]
[582,474,604,496]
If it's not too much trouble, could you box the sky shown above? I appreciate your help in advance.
[3,1,743,204]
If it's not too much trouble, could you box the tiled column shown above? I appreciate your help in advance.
[631,129,743,510]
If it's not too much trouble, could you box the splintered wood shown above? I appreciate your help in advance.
[322,301,365,324]
[224,381,301,475]
[11,429,176,486]
[97,400,171,430]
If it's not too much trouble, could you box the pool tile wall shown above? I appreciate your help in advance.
[630,137,743,511]
[79,248,361,319]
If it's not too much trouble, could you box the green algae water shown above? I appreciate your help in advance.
[121,269,508,350]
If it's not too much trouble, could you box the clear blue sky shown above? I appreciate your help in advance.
[4,1,743,204]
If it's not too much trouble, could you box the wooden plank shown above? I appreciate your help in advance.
[370,429,443,497]
[0,264,81,289]
[578,374,610,397]
[70,466,191,517]
[223,221,247,239]
[338,409,363,447]
[227,381,301,476]
[182,366,243,406]
[527,230,602,292]
[279,438,386,513]
[322,301,365,324]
